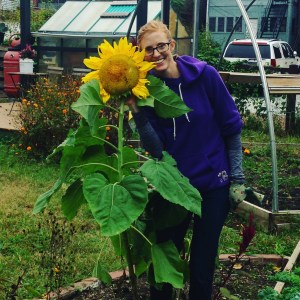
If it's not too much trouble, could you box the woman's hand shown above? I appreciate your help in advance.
[126,94,139,113]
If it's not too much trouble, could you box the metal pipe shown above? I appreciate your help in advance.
[192,0,200,57]
[234,0,279,212]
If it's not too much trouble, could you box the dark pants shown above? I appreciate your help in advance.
[150,185,230,300]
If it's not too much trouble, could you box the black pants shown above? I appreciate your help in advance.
[150,186,230,300]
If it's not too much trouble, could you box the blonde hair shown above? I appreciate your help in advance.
[137,20,172,46]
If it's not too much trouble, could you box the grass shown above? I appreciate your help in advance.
[0,128,299,299]
[0,131,122,299]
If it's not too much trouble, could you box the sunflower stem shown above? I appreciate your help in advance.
[119,99,138,300]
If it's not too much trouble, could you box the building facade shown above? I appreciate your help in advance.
[207,0,300,52]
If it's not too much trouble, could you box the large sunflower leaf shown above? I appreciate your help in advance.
[140,154,201,216]
[83,173,148,236]
[33,178,63,213]
[61,179,86,220]
[92,261,112,284]
[72,79,104,125]
[151,241,184,288]
[147,75,192,118]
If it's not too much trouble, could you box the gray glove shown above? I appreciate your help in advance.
[230,183,265,210]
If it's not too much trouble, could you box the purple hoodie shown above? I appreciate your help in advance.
[141,55,243,192]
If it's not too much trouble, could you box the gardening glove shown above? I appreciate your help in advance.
[229,183,247,210]
[230,183,265,210]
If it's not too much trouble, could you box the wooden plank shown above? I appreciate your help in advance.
[219,71,300,94]
[236,201,271,232]
[274,240,300,294]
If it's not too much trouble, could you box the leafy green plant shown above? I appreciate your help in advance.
[18,75,82,158]
[33,38,201,300]
[258,267,300,299]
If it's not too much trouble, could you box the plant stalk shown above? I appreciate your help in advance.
[118,99,138,300]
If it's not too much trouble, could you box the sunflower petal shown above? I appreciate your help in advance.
[84,57,103,70]
[82,70,99,83]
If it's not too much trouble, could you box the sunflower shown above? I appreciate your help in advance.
[82,37,155,103]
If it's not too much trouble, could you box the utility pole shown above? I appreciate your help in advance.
[20,0,31,49]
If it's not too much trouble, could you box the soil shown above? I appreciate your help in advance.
[60,260,279,300]
[259,186,300,211]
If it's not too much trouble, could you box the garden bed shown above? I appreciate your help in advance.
[42,255,288,300]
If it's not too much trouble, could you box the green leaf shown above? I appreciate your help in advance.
[33,178,63,214]
[121,146,139,175]
[92,261,112,284]
[61,179,86,220]
[71,79,104,126]
[151,241,184,288]
[140,155,201,216]
[135,259,149,277]
[147,75,192,118]
[83,174,148,236]
[220,287,240,299]
[74,118,107,147]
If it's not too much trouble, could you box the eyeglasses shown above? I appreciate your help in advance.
[144,41,171,56]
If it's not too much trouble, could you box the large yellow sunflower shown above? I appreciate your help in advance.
[82,37,155,103]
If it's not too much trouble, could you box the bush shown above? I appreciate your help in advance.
[18,75,82,158]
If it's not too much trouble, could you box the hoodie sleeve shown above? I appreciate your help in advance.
[131,109,163,159]
[203,65,243,137]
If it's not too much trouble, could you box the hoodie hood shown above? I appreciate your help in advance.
[175,55,207,85]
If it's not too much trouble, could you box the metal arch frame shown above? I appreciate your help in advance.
[235,0,278,212]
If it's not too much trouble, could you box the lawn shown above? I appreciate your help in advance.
[0,128,299,299]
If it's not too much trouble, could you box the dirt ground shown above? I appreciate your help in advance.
[0,100,21,130]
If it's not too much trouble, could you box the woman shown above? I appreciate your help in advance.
[128,20,245,300]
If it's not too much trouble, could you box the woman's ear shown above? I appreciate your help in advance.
[170,39,176,52]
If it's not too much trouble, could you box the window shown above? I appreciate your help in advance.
[101,4,136,18]
[209,17,216,32]
[273,44,282,59]
[280,17,286,32]
[270,17,277,32]
[226,17,234,32]
[218,17,225,32]
[235,17,242,32]
[281,43,294,58]
[224,44,270,59]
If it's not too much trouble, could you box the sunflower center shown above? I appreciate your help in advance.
[98,54,140,96]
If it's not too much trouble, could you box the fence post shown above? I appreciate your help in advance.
[285,65,298,134]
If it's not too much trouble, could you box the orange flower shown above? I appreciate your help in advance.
[22,98,27,104]
[33,103,38,108]
[105,136,110,140]
[27,146,32,151]
[105,126,111,131]
[243,148,251,155]
[62,109,68,114]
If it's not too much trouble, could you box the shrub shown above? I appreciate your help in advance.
[18,75,82,158]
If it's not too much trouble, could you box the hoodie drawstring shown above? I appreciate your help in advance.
[172,83,190,140]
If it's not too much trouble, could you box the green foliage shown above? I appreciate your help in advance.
[18,75,82,158]
[0,5,55,33]
[31,6,55,32]
[34,75,202,293]
[197,30,223,68]
[0,22,8,32]
[258,268,300,299]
